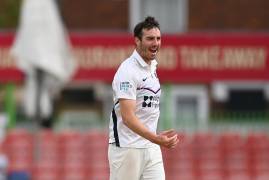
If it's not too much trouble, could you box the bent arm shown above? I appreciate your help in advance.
[119,99,178,148]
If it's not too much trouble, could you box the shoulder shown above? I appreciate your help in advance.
[114,57,137,80]
[119,57,136,70]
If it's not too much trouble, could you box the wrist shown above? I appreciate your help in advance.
[145,131,159,144]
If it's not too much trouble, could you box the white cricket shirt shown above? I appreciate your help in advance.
[109,50,161,148]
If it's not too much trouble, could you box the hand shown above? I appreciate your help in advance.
[155,129,179,149]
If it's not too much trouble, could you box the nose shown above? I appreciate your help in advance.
[153,38,159,46]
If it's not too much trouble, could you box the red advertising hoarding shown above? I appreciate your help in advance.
[0,33,269,83]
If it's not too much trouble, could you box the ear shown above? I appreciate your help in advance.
[135,37,140,46]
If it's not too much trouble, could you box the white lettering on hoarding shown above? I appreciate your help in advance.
[0,46,267,71]
[180,46,266,70]
[74,46,177,69]
[157,46,177,69]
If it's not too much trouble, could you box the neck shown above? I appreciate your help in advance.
[136,49,152,65]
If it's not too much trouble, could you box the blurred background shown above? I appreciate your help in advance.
[0,0,269,179]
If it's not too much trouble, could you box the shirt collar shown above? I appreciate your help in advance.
[132,50,158,69]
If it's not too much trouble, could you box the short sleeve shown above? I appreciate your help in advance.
[112,67,137,100]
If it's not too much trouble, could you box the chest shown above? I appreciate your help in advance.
[136,71,161,97]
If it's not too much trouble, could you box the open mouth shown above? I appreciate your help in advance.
[149,48,158,55]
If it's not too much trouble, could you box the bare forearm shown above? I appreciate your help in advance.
[122,113,158,143]
[119,99,178,148]
[122,115,179,148]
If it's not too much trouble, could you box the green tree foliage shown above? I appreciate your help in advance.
[0,0,21,28]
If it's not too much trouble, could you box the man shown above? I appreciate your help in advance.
[108,16,179,180]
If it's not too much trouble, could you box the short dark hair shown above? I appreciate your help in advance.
[134,16,160,40]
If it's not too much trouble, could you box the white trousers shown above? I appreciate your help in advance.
[108,144,165,180]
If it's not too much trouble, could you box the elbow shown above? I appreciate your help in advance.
[121,116,130,126]
[121,113,133,126]
[122,120,128,126]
